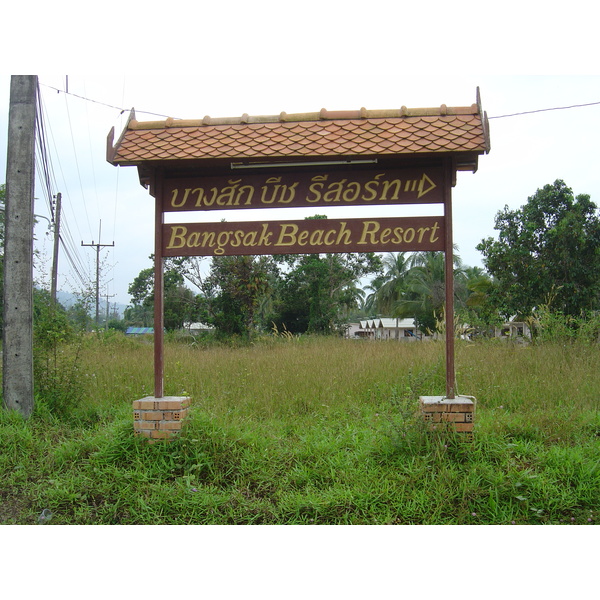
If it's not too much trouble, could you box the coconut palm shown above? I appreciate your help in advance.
[393,250,464,333]
[373,252,412,314]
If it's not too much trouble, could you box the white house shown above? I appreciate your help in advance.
[494,319,531,340]
[349,318,424,340]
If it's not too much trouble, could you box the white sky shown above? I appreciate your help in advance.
[1,4,599,312]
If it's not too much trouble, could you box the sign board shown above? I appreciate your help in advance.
[163,167,443,212]
[163,216,445,257]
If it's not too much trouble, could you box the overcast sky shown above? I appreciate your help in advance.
[1,3,599,313]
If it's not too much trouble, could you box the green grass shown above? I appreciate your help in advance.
[1,335,599,524]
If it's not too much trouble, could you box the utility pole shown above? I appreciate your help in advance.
[2,75,37,418]
[105,292,116,330]
[81,220,114,328]
[50,192,62,304]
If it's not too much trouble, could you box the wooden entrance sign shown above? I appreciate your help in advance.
[107,94,490,402]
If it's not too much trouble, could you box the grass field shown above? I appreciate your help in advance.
[1,334,599,525]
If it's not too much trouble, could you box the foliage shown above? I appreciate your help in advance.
[271,217,381,334]
[32,289,83,418]
[369,251,468,334]
[477,180,600,318]
[65,293,95,332]
[1,336,600,525]
[203,255,275,338]
[126,257,202,331]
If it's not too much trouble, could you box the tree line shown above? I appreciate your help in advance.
[123,180,600,339]
[2,180,599,340]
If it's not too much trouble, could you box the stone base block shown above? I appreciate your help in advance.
[419,395,476,441]
[133,396,191,442]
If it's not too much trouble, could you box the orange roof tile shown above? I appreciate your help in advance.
[107,94,490,171]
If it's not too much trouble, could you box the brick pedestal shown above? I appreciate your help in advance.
[419,395,475,442]
[133,396,191,442]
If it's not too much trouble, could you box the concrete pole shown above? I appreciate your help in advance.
[50,192,61,304]
[2,75,38,418]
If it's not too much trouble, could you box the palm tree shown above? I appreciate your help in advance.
[374,253,412,313]
[394,250,464,334]
[370,253,413,338]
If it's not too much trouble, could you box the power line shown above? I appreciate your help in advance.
[488,101,600,120]
[41,81,600,122]
[40,82,174,119]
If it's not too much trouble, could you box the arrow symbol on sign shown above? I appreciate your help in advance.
[417,173,437,199]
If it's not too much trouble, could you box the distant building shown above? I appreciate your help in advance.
[347,318,424,340]
[494,319,531,340]
[185,322,214,334]
[125,327,154,336]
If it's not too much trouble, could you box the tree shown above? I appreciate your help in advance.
[386,251,463,334]
[477,180,600,317]
[203,254,274,338]
[372,252,412,315]
[127,257,201,331]
[273,251,382,334]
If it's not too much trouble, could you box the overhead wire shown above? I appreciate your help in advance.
[487,100,600,119]
[41,81,600,123]
[34,79,600,305]
[40,82,175,119]
[62,90,94,241]
[35,84,92,292]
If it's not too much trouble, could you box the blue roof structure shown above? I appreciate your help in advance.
[125,327,154,335]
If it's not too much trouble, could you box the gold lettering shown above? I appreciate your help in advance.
[201,231,216,248]
[277,182,299,204]
[203,188,217,206]
[309,229,325,245]
[324,228,337,245]
[243,230,258,247]
[380,227,392,244]
[187,231,201,247]
[361,173,384,202]
[381,179,401,201]
[307,182,323,203]
[216,181,240,206]
[342,182,361,202]
[231,230,245,248]
[417,173,437,198]
[215,231,232,254]
[170,189,186,208]
[417,227,430,243]
[257,223,273,246]
[336,222,352,245]
[276,224,298,246]
[236,185,255,206]
[297,230,309,246]
[392,227,403,243]
[403,228,415,243]
[167,225,188,249]
[323,180,347,203]
[358,221,380,244]
[429,221,440,243]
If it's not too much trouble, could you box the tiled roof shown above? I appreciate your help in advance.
[107,97,490,170]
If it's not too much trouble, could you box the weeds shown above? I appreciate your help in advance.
[1,335,599,524]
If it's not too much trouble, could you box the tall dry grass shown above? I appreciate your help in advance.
[2,333,598,524]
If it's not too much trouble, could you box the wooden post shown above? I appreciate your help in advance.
[2,75,37,417]
[153,170,165,398]
[444,158,456,399]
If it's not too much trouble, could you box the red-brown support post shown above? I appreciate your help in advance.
[153,170,165,398]
[443,159,456,399]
